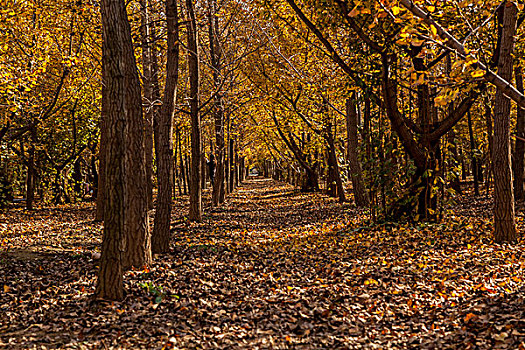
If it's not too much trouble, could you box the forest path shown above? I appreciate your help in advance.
[1,178,525,349]
[171,176,351,247]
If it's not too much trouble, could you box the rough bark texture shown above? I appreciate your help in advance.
[120,0,151,269]
[187,0,202,222]
[139,0,154,210]
[152,0,179,253]
[210,13,226,207]
[346,98,369,207]
[95,51,108,222]
[95,0,125,301]
[493,1,517,243]
[513,66,525,201]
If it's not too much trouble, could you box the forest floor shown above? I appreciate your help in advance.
[1,177,525,349]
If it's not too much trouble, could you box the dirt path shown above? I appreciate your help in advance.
[1,178,525,349]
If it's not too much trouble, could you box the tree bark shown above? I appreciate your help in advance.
[96,0,126,301]
[187,0,202,222]
[346,98,369,207]
[120,0,151,269]
[493,1,517,243]
[209,0,226,206]
[139,0,154,210]
[513,66,525,201]
[467,110,480,196]
[95,49,108,222]
[152,0,179,253]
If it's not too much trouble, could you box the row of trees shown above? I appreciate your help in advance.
[95,0,260,299]
[3,0,525,299]
[248,0,525,244]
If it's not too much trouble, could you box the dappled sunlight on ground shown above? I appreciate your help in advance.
[1,178,525,348]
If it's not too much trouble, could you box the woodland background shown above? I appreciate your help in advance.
[2,0,525,348]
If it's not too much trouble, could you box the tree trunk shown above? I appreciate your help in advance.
[201,155,206,190]
[187,0,202,222]
[467,110,480,196]
[26,143,35,210]
[493,1,517,243]
[346,98,369,207]
[152,0,179,253]
[209,0,226,207]
[96,0,127,301]
[229,138,234,192]
[326,132,345,203]
[120,0,151,269]
[95,50,108,222]
[139,0,154,210]
[513,66,525,201]
[484,98,494,193]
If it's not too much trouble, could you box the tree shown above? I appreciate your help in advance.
[187,0,202,222]
[346,97,369,207]
[493,1,517,243]
[139,0,155,211]
[96,0,128,301]
[209,0,226,207]
[513,66,525,201]
[152,0,180,253]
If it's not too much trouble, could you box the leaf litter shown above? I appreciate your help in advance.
[1,177,525,349]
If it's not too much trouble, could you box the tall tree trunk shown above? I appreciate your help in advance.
[513,66,525,201]
[209,0,226,206]
[493,1,517,243]
[187,0,202,222]
[120,0,151,269]
[95,49,108,221]
[152,0,179,253]
[96,0,126,301]
[179,131,187,195]
[229,138,234,193]
[26,143,35,210]
[346,98,369,207]
[326,132,345,203]
[468,110,480,196]
[139,0,154,210]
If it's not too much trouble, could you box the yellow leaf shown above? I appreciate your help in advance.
[348,6,360,17]
[434,95,447,107]
[464,313,478,323]
[430,25,437,36]
[391,6,401,15]
[428,5,436,12]
[411,39,425,46]
[286,286,293,291]
[471,69,485,78]
[3,285,9,293]
[466,57,478,65]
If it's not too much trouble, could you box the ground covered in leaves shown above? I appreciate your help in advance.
[1,178,525,349]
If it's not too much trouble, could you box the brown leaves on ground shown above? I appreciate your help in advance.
[1,178,525,349]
